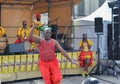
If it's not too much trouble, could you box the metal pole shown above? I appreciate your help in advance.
[0,4,1,26]
[47,0,50,26]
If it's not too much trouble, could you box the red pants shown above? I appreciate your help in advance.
[15,38,22,44]
[38,59,62,84]
[79,51,92,67]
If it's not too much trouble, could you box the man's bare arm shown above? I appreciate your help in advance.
[54,39,72,62]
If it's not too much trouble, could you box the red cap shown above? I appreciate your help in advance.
[36,13,41,18]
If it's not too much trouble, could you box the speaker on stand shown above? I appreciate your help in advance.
[95,18,103,34]
[89,17,103,76]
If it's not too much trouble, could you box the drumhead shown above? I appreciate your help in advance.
[24,41,31,51]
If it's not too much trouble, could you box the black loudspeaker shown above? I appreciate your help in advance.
[107,24,113,60]
[107,24,120,60]
[95,17,103,34]
[50,24,58,34]
[5,43,25,54]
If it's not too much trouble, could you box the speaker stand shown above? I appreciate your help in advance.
[101,40,120,79]
[88,34,102,76]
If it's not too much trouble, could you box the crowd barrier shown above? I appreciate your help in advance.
[0,51,97,82]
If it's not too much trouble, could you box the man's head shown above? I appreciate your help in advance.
[23,20,27,28]
[43,28,52,41]
[83,33,87,40]
[36,13,41,21]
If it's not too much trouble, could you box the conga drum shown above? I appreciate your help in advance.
[0,38,7,53]
[24,41,31,51]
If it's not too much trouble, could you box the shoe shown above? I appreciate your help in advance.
[85,71,88,74]
[82,71,85,77]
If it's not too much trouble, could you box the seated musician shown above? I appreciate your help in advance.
[15,20,30,44]
[0,26,8,53]
[78,33,93,77]
[0,26,6,38]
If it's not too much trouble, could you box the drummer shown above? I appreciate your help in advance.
[0,26,6,38]
[15,20,30,44]
[29,13,44,52]
[0,26,8,53]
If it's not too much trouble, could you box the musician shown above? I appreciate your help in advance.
[0,26,8,53]
[78,33,93,77]
[29,13,43,52]
[15,20,30,44]
[0,26,6,38]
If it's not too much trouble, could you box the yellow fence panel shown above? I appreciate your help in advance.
[32,54,39,71]
[8,55,14,73]
[26,54,33,72]
[2,56,8,74]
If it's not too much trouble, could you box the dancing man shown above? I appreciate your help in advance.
[29,23,77,84]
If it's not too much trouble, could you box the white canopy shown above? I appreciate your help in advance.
[74,0,112,22]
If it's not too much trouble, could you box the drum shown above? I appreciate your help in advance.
[24,41,31,51]
[0,38,7,53]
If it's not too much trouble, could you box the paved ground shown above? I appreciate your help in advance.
[2,74,120,84]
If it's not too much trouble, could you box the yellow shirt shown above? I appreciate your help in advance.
[34,21,42,36]
[17,27,30,39]
[79,39,92,51]
[0,27,6,38]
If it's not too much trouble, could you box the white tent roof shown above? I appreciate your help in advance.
[74,0,112,22]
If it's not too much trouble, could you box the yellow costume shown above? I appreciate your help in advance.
[0,27,6,53]
[30,21,42,52]
[0,26,6,38]
[17,27,30,39]
[79,39,92,52]
[79,39,93,77]
[15,27,30,44]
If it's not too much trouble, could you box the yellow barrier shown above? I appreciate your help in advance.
[56,53,61,67]
[26,54,33,72]
[32,54,39,71]
[0,51,97,74]
[66,52,72,69]
[92,51,97,66]
[8,55,14,73]
[0,51,97,83]
[14,55,20,72]
[0,56,2,74]
[72,52,80,68]
[2,56,8,74]
[20,55,27,72]
[61,54,67,69]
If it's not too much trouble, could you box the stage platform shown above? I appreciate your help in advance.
[2,74,120,84]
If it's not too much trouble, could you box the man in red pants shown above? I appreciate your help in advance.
[29,24,77,84]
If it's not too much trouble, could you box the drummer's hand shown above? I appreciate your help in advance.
[24,37,28,41]
[32,21,37,28]
[21,38,25,42]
